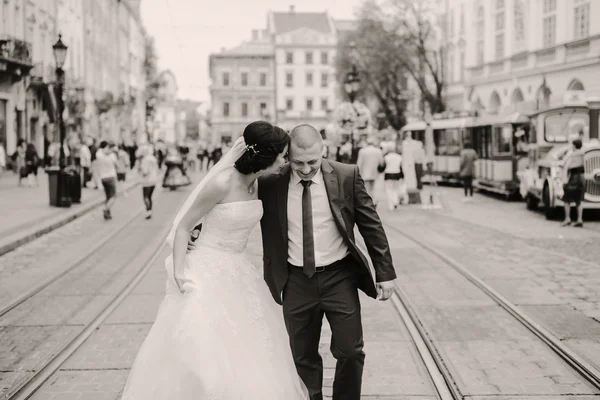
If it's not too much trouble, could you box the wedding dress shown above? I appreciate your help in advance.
[121,199,308,399]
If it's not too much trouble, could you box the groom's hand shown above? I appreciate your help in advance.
[186,229,200,253]
[376,280,395,301]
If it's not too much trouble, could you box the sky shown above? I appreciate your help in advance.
[141,0,364,105]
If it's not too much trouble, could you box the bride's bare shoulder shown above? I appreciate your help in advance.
[205,168,235,195]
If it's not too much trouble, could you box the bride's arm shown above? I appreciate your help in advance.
[172,173,230,293]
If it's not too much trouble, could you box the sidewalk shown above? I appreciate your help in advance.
[0,169,140,256]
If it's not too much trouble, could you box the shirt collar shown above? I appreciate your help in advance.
[290,167,323,186]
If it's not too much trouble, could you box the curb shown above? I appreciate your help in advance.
[0,180,141,257]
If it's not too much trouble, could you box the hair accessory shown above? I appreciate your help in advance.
[246,144,259,155]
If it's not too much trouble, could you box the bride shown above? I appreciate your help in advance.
[121,121,308,399]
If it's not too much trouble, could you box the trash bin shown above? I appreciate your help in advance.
[46,167,72,207]
[46,167,59,207]
[66,166,82,203]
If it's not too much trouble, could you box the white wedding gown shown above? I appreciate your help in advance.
[121,200,308,399]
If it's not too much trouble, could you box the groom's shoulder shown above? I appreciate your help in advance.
[258,171,281,187]
[326,159,357,176]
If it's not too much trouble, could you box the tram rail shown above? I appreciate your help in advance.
[385,221,600,397]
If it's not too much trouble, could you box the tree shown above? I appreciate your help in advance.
[143,36,161,129]
[336,0,446,124]
[335,4,408,131]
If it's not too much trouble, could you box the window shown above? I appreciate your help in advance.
[286,72,293,88]
[286,51,293,64]
[543,0,556,13]
[259,72,267,86]
[542,0,556,48]
[494,0,505,59]
[544,111,589,143]
[476,5,485,64]
[493,126,511,154]
[222,72,230,86]
[448,10,454,38]
[286,98,293,111]
[574,1,590,39]
[514,0,525,50]
[305,51,313,64]
[543,16,556,47]
[223,102,230,117]
[321,98,328,110]
[241,72,248,86]
[321,51,328,64]
[306,72,313,86]
[306,98,313,111]
[495,34,504,60]
[459,4,465,35]
[259,102,267,116]
[321,72,328,88]
[241,102,248,117]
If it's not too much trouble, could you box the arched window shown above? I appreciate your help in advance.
[511,88,525,104]
[489,91,502,113]
[567,79,585,91]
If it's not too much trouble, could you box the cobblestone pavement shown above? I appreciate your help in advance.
[385,231,600,397]
[427,185,600,263]
[0,184,193,399]
[381,204,600,377]
[28,219,440,400]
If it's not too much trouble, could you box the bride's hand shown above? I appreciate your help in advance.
[174,263,187,294]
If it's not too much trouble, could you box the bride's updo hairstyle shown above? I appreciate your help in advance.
[234,121,289,174]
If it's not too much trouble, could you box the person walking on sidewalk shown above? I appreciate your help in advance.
[138,145,159,219]
[382,146,406,210]
[114,143,131,197]
[94,141,119,220]
[356,138,384,206]
[561,138,586,227]
[24,143,40,187]
[459,142,478,201]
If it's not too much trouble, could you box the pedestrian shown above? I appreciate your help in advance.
[459,142,478,201]
[80,139,92,188]
[162,146,191,190]
[561,138,585,227]
[13,139,27,186]
[382,146,405,210]
[24,143,40,187]
[138,145,159,219]
[114,144,131,196]
[356,138,384,205]
[94,141,119,220]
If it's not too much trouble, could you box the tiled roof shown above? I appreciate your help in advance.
[272,12,331,34]
[215,39,274,57]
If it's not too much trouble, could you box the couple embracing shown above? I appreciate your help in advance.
[121,121,396,400]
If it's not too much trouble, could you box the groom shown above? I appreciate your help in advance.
[258,124,396,400]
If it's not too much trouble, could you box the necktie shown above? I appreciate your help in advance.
[300,180,316,278]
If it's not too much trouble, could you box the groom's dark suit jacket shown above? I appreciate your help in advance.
[258,159,396,305]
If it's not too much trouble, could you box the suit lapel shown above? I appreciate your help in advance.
[321,160,349,239]
[276,165,291,243]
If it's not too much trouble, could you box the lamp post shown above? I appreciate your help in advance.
[53,34,70,207]
[343,43,361,162]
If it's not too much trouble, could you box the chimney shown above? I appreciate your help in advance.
[252,29,259,40]
[290,5,295,13]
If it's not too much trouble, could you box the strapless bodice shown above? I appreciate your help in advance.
[195,200,263,253]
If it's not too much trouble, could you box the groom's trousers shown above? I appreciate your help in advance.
[283,256,365,400]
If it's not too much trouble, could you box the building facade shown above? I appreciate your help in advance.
[209,33,275,144]
[443,0,600,115]
[268,7,338,132]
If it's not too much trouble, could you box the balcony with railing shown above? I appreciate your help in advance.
[0,35,33,67]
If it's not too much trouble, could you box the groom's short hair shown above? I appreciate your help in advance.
[289,124,323,150]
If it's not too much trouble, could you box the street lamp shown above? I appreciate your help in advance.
[53,34,71,207]
[343,42,361,162]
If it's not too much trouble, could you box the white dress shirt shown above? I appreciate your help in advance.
[383,152,402,174]
[287,168,349,267]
